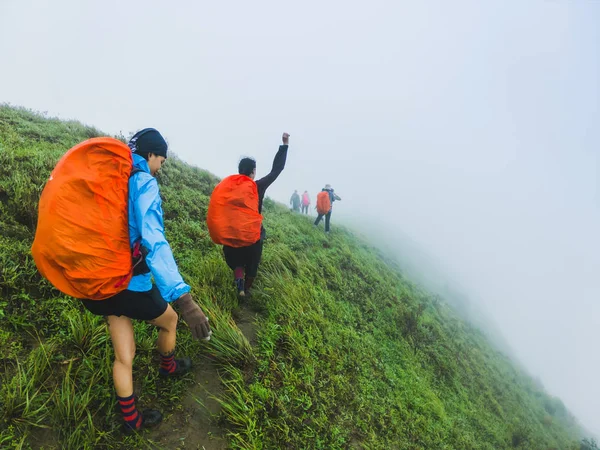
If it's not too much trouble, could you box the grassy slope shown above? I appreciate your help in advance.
[0,105,584,449]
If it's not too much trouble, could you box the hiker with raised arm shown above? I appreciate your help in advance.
[314,184,341,233]
[207,133,290,298]
[32,129,212,432]
[290,190,301,212]
[301,190,310,214]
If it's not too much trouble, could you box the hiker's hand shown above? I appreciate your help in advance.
[282,133,290,145]
[175,293,212,341]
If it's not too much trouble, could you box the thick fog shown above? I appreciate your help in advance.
[1,0,598,435]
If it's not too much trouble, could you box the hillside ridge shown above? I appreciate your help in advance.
[0,105,586,449]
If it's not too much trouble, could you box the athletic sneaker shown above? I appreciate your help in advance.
[235,278,245,297]
[159,357,192,377]
[124,409,163,433]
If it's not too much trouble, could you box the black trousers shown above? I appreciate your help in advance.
[223,239,264,277]
[301,205,309,214]
[314,211,332,232]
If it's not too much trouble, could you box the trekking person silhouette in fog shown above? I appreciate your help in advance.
[301,190,310,214]
[314,184,341,233]
[290,190,301,212]
[207,133,290,297]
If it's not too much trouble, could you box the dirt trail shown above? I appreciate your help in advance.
[232,304,259,347]
[150,358,227,450]
[150,303,259,450]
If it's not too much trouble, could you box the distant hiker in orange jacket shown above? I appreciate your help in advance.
[314,184,341,233]
[301,190,310,214]
[207,133,290,297]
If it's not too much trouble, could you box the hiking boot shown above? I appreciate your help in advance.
[141,409,163,428]
[124,409,163,433]
[159,357,192,377]
[235,278,245,297]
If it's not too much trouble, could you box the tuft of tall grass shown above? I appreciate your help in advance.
[51,361,105,449]
[201,297,254,366]
[64,310,108,354]
[213,366,263,450]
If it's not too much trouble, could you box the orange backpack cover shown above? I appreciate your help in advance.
[31,138,135,300]
[316,191,331,215]
[206,175,263,247]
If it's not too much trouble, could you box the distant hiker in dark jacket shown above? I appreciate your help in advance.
[314,184,341,233]
[207,133,289,298]
[290,190,301,212]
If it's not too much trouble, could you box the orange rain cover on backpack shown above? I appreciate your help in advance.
[31,138,135,300]
[316,191,331,215]
[206,174,262,247]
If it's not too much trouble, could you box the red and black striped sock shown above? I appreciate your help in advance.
[159,350,177,375]
[117,393,142,430]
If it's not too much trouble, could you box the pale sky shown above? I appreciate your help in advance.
[1,0,599,435]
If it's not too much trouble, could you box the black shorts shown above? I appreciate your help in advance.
[81,285,169,321]
[223,239,263,277]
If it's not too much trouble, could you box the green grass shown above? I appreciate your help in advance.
[0,104,588,449]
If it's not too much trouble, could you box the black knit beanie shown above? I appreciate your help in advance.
[128,128,168,158]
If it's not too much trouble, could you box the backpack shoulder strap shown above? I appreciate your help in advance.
[130,168,144,177]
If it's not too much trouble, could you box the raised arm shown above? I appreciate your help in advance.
[256,133,290,193]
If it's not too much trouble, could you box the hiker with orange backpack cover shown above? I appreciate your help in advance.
[32,129,212,432]
[314,184,341,233]
[207,133,289,297]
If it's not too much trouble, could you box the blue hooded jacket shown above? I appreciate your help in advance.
[126,153,190,302]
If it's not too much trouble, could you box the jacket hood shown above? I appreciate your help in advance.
[132,153,151,174]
